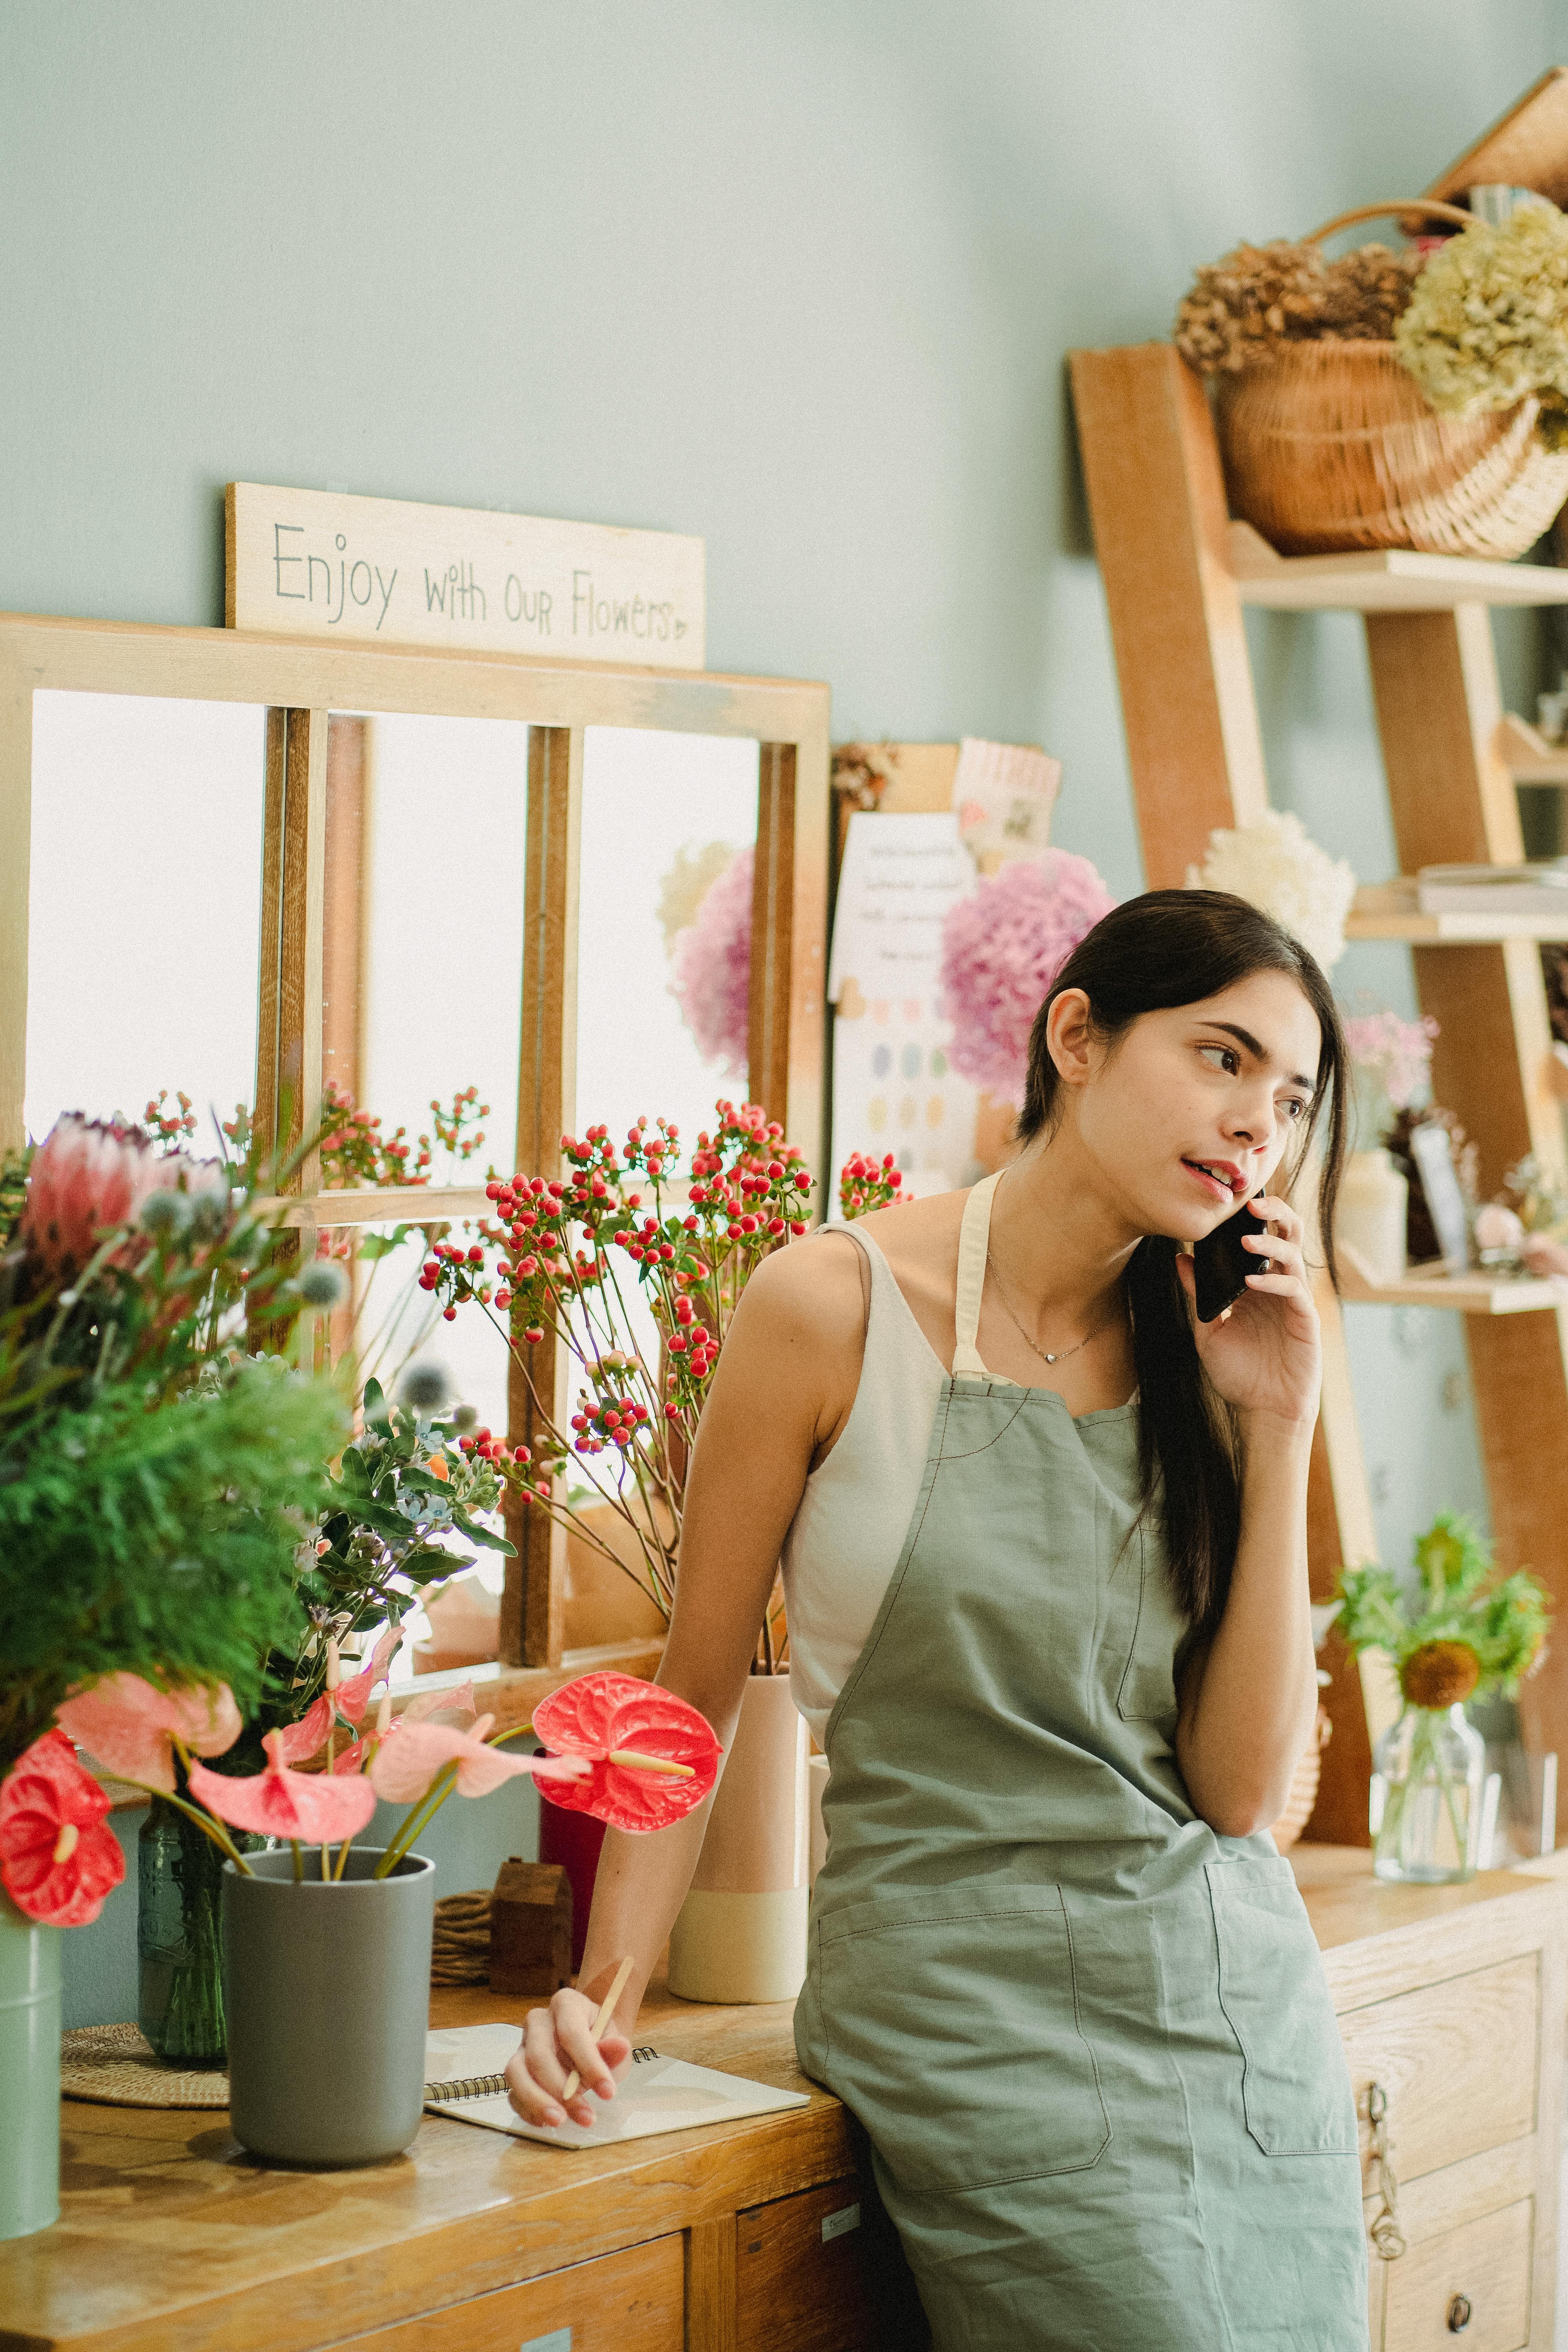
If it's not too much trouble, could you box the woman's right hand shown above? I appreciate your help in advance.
[504,1982,632,2131]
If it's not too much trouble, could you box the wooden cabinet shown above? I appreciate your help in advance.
[3,1865,1559,2352]
[1298,1849,1566,2350]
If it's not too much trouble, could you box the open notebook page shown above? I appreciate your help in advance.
[422,2021,809,2151]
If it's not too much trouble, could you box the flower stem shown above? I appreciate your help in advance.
[290,1840,303,1884]
[132,1782,255,1876]
[374,1762,457,1878]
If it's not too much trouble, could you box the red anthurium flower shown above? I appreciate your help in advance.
[0,1730,126,1926]
[188,1730,377,1843]
[531,1673,721,1832]
[55,1674,241,1794]
[334,1624,404,1728]
[368,1711,590,1806]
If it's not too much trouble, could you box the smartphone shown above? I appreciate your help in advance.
[1192,1191,1270,1323]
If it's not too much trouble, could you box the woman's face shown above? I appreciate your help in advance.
[1060,969,1325,1244]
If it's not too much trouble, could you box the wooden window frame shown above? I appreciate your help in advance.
[0,610,830,1710]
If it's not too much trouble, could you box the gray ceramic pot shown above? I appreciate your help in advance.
[221,1848,436,2166]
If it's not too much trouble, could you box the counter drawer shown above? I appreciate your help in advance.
[736,2176,929,2352]
[1381,2196,1534,2352]
[1339,1956,1538,2186]
[338,2230,683,2352]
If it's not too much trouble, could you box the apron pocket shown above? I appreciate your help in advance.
[817,1882,1111,2192]
[1206,1856,1357,2157]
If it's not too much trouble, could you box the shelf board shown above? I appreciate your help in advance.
[1497,713,1568,785]
[1345,880,1568,943]
[1338,1240,1568,1314]
[1227,522,1568,613]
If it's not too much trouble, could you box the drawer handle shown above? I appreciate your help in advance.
[1365,2082,1406,2263]
[1447,2294,1473,2334]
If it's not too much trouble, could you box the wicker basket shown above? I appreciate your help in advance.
[1270,1706,1332,1855]
[1214,200,1568,560]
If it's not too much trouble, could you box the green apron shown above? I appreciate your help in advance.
[795,1175,1367,2350]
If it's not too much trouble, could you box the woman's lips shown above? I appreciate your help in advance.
[1182,1158,1238,1204]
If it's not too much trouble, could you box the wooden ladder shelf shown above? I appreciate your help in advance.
[1069,341,1568,1842]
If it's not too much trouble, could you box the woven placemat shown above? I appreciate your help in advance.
[60,2024,230,2109]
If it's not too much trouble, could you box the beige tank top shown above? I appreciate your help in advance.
[780,1178,1003,1738]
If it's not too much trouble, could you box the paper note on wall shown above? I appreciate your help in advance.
[951,737,1061,870]
[828,813,979,1203]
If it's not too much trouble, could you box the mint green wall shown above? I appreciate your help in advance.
[7,2,1565,2018]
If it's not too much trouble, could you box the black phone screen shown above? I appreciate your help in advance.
[1192,1192,1269,1323]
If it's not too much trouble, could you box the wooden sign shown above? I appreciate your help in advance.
[225,482,706,668]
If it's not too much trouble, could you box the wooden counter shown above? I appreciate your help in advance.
[2,1849,1563,2352]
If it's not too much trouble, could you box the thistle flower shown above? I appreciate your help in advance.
[397,1359,452,1413]
[1186,811,1355,971]
[938,852,1117,1104]
[297,1260,349,1311]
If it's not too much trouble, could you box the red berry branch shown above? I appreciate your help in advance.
[421,1100,815,1619]
[838,1150,907,1220]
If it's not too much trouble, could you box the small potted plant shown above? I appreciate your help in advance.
[54,1655,718,2165]
[1334,1515,1548,1882]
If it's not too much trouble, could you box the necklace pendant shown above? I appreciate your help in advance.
[1042,1349,1058,1364]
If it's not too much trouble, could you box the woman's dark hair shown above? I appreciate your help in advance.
[1016,889,1348,1633]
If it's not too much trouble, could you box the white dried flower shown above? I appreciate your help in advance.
[1474,1202,1525,1254]
[1186,809,1356,970]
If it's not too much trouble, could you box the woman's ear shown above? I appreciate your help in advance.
[1045,989,1097,1090]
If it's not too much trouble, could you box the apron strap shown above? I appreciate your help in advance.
[951,1170,1004,1379]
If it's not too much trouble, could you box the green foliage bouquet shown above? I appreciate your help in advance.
[0,1113,347,1782]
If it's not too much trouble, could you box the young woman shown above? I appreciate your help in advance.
[506,891,1369,2350]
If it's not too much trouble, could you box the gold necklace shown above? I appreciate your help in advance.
[984,1249,1120,1369]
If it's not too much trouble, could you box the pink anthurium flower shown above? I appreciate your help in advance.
[188,1729,377,1843]
[331,1682,480,1777]
[368,1711,590,1806]
[531,1673,721,1832]
[334,1624,404,1728]
[55,1674,242,1794]
[272,1690,335,1768]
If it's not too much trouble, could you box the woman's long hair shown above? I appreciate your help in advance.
[1016,889,1348,1632]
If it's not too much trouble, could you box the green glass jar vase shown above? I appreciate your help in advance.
[1369,1703,1487,1884]
[138,1796,263,2064]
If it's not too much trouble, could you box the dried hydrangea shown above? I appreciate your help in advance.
[1175,239,1423,374]
[1395,202,1568,448]
[1185,810,1355,971]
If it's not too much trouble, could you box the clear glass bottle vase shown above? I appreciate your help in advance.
[1369,1703,1486,1884]
[137,1796,263,2065]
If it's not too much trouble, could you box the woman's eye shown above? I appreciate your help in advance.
[1282,1097,1308,1122]
[1199,1044,1239,1074]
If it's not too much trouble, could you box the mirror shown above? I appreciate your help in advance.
[322,711,530,1183]
[575,726,760,1147]
[24,691,267,1147]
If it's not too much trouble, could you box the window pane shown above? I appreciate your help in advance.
[575,728,759,1149]
[25,692,266,1146]
[325,711,528,1185]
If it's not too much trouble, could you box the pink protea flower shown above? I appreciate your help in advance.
[187,1730,377,1843]
[938,852,1117,1105]
[55,1675,241,1794]
[20,1115,176,1279]
[0,1730,126,1926]
[670,844,753,1074]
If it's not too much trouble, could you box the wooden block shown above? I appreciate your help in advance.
[488,1857,572,1996]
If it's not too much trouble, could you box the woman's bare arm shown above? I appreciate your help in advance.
[505,1234,864,2127]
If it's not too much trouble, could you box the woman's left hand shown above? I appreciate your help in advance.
[1175,1194,1320,1432]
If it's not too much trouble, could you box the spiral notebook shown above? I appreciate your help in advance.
[422,2021,808,2149]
